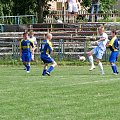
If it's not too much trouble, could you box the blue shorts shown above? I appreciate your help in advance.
[22,52,31,62]
[41,54,54,63]
[92,47,105,59]
[109,51,119,63]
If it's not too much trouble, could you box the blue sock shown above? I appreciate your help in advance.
[111,64,117,73]
[47,66,54,73]
[24,64,27,69]
[26,65,30,71]
[42,69,47,75]
[114,65,118,73]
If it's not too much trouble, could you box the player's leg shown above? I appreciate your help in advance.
[31,48,35,61]
[26,53,32,73]
[46,60,57,76]
[42,63,48,76]
[110,62,118,75]
[96,50,104,75]
[109,52,119,75]
[87,49,96,70]
[22,53,27,70]
[23,62,27,70]
[26,62,31,73]
[96,59,104,75]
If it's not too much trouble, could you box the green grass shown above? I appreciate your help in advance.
[0,65,120,120]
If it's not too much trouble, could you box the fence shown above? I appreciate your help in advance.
[1,22,120,62]
[0,15,36,25]
[0,36,111,62]
[46,10,120,23]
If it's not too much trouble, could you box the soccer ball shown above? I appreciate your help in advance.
[78,56,86,61]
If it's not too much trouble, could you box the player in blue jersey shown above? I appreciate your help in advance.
[87,26,108,74]
[107,30,119,75]
[40,33,57,76]
[20,32,34,73]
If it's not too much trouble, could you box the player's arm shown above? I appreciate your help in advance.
[107,38,114,47]
[19,42,22,57]
[30,41,34,54]
[47,43,53,54]
[114,39,119,49]
[33,37,37,51]
[97,37,106,42]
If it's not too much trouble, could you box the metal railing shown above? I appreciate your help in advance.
[0,15,36,25]
[46,10,120,23]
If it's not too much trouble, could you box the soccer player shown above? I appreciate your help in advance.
[107,30,119,75]
[40,33,57,76]
[87,26,108,74]
[28,31,37,61]
[20,32,34,73]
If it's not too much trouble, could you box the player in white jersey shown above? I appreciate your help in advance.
[67,0,79,15]
[28,31,37,61]
[87,26,108,74]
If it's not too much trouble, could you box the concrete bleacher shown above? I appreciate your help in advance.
[0,12,120,60]
[0,22,106,59]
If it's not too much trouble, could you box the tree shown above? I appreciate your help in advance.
[36,0,52,23]
[82,0,117,13]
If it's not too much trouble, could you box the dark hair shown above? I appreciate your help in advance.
[23,32,28,36]
[111,30,117,35]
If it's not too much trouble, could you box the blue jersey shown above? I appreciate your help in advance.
[109,36,119,63]
[20,39,33,53]
[40,39,53,55]
[109,36,119,52]
[40,39,54,63]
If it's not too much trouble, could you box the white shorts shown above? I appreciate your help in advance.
[68,3,78,13]
[92,47,105,60]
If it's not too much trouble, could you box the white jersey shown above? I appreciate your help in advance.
[97,32,108,51]
[28,36,37,46]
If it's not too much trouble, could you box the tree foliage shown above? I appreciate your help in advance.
[82,0,117,13]
[0,0,52,23]
[0,0,117,23]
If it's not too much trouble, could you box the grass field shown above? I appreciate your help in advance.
[0,65,120,120]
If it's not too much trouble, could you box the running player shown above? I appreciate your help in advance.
[107,30,119,75]
[40,33,57,76]
[20,32,34,73]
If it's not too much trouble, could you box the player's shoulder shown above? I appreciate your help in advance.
[102,32,108,38]
[114,37,119,42]
[47,41,52,46]
[103,32,108,36]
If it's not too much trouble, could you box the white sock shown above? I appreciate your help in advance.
[98,62,104,73]
[89,55,94,67]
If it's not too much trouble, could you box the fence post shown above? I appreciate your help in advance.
[58,39,64,60]
[0,24,4,32]
[32,16,35,24]
[84,37,89,58]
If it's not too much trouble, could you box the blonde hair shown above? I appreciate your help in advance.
[46,33,52,40]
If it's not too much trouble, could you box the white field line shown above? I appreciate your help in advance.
[0,76,120,86]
